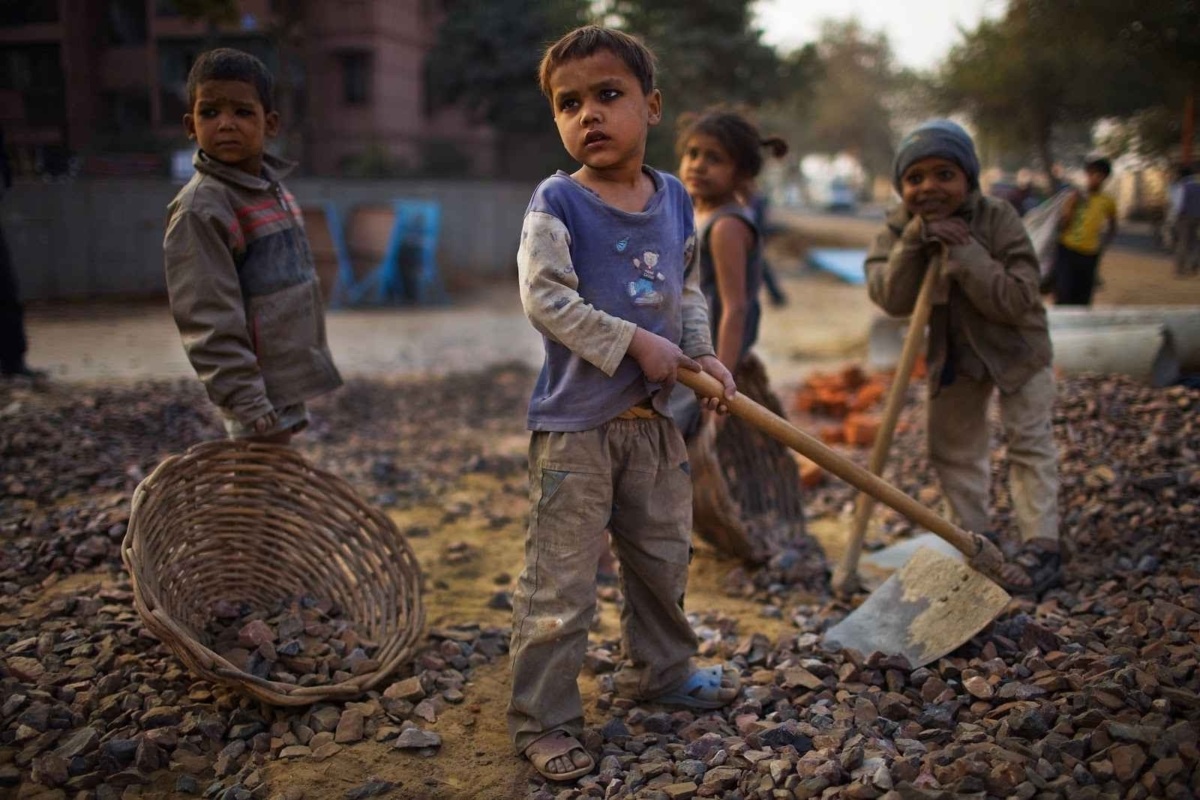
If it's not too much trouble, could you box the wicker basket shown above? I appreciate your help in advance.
[122,440,425,706]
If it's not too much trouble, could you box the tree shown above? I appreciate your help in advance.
[424,0,587,178]
[937,0,1180,175]
[603,0,787,167]
[805,20,904,180]
[756,20,915,191]
[1063,0,1200,164]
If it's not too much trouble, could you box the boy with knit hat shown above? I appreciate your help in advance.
[864,119,1061,594]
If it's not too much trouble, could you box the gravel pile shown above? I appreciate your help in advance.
[3,371,1198,800]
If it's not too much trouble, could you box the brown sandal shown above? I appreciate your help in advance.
[524,730,595,782]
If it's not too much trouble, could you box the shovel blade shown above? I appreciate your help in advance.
[822,547,1010,668]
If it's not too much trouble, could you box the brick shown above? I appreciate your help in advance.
[851,381,886,412]
[844,413,882,447]
[819,424,845,445]
[840,364,867,390]
[795,455,825,488]
[793,388,819,413]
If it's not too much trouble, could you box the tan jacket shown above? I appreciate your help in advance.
[164,151,341,424]
[865,193,1052,395]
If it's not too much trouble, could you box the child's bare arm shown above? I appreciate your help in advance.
[518,211,637,376]
[709,217,753,372]
[864,215,932,316]
[943,204,1041,324]
[164,208,274,426]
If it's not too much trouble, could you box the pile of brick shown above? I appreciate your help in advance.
[790,363,915,487]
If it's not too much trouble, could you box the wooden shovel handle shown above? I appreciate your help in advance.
[833,258,941,593]
[677,367,989,565]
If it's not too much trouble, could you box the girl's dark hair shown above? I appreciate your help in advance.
[186,48,275,113]
[675,108,788,178]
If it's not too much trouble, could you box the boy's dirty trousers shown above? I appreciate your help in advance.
[927,367,1059,543]
[508,414,696,754]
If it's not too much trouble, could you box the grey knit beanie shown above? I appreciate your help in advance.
[893,119,980,191]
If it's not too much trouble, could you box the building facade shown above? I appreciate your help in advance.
[0,0,495,177]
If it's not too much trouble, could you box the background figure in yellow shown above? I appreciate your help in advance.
[1054,156,1117,306]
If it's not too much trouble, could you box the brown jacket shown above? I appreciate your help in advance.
[164,151,341,424]
[865,193,1052,395]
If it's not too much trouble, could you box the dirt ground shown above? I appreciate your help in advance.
[6,214,1196,800]
[211,473,800,800]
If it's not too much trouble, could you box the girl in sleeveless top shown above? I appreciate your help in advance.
[670,108,788,437]
[670,109,816,568]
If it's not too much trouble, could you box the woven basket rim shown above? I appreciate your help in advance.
[122,439,425,706]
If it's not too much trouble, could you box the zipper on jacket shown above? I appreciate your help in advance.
[271,182,304,271]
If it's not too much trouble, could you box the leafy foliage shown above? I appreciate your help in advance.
[939,0,1198,169]
[425,0,587,134]
[604,0,787,167]
[803,20,903,177]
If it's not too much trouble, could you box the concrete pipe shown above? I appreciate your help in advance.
[1051,324,1180,387]
[866,315,909,372]
[1047,307,1200,372]
[866,314,1182,387]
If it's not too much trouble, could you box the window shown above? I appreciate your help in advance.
[339,51,371,106]
[0,1,59,27]
[102,91,152,133]
[0,44,65,126]
[158,42,203,122]
[105,0,148,45]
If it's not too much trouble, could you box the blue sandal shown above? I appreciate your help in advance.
[651,665,741,710]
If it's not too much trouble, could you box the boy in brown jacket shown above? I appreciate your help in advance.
[164,49,341,442]
[865,120,1060,594]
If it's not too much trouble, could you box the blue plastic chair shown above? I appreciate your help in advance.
[320,199,446,307]
[318,201,355,308]
[391,199,446,305]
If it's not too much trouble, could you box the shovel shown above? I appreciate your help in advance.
[823,545,1010,667]
[831,259,941,597]
[677,368,1016,660]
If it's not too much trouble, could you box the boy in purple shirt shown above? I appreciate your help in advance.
[509,25,739,782]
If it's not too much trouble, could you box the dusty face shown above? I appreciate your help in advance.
[185,79,278,176]
[900,157,969,220]
[547,49,661,176]
[679,133,740,207]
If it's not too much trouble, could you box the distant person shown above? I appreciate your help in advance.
[0,126,44,381]
[510,25,738,782]
[1170,165,1200,276]
[744,186,788,306]
[1055,156,1117,305]
[864,119,1059,595]
[163,48,341,443]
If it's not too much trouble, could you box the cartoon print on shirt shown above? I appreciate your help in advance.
[615,236,630,253]
[628,250,664,307]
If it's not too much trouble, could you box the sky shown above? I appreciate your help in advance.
[753,0,1004,71]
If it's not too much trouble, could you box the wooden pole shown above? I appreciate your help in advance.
[677,368,993,566]
[831,258,941,596]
